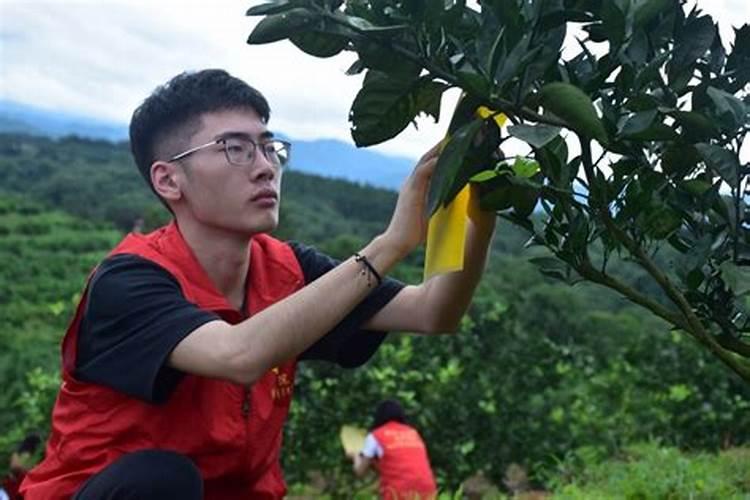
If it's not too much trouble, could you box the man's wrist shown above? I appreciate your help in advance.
[359,234,404,278]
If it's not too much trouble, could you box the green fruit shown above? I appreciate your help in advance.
[539,82,608,144]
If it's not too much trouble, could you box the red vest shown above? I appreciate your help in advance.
[2,471,25,500]
[372,422,437,500]
[21,222,304,500]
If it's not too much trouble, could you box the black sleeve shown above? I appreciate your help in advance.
[76,254,219,404]
[290,241,405,368]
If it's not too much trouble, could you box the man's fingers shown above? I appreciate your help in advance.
[401,143,442,192]
[411,156,438,187]
[418,140,444,164]
[419,143,440,162]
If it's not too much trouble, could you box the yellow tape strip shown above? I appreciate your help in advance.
[424,184,471,280]
[423,109,506,280]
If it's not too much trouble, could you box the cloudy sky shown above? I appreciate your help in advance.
[1,0,747,161]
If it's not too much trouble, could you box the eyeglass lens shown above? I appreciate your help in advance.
[224,137,289,166]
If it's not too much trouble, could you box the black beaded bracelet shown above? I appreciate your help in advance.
[354,252,382,287]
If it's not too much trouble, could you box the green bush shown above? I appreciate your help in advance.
[546,443,750,499]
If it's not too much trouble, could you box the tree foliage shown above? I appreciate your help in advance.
[247,0,750,380]
[0,195,121,473]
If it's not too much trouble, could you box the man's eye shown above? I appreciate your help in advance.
[262,143,278,155]
[226,142,247,153]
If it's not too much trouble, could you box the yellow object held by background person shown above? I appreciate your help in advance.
[339,425,367,456]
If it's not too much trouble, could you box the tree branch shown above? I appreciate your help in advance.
[576,261,688,329]
[578,138,750,380]
[320,10,569,129]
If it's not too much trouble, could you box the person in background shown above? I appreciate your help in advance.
[21,69,496,500]
[351,400,437,500]
[1,434,41,500]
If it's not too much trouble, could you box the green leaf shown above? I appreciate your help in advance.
[511,156,541,178]
[485,26,507,78]
[726,25,750,91]
[600,0,626,46]
[680,179,712,196]
[470,170,499,183]
[493,33,532,88]
[427,119,484,215]
[566,214,589,254]
[671,111,720,141]
[669,14,714,80]
[624,29,649,66]
[354,41,421,79]
[456,70,491,99]
[458,440,475,455]
[695,143,740,188]
[625,94,661,111]
[643,205,682,239]
[246,1,298,16]
[583,22,608,43]
[344,16,409,35]
[479,182,513,211]
[617,110,657,137]
[247,9,315,44]
[706,86,747,131]
[534,136,569,186]
[442,119,503,206]
[508,173,542,217]
[634,0,672,28]
[720,262,750,296]
[447,94,484,135]
[508,124,561,148]
[634,51,670,90]
[539,82,608,144]
[290,31,349,58]
[709,24,726,74]
[477,158,541,217]
[612,158,640,177]
[686,267,705,290]
[661,144,700,178]
[350,72,448,147]
[344,59,365,76]
[624,123,678,141]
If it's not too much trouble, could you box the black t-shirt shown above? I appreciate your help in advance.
[75,241,404,404]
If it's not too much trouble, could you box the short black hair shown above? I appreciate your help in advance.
[128,69,270,192]
[16,433,41,455]
[371,399,407,431]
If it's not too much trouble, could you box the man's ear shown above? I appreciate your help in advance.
[151,161,182,202]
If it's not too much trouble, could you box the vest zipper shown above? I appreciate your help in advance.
[239,302,251,419]
[242,386,251,418]
[242,385,254,478]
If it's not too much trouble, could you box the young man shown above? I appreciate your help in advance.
[21,69,496,500]
[351,400,437,500]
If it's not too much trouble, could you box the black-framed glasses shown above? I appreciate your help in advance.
[169,136,291,167]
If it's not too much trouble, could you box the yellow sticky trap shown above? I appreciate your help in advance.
[339,425,367,456]
[476,106,508,128]
[424,185,471,280]
[423,108,506,280]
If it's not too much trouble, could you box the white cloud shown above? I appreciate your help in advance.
[0,0,455,160]
[0,0,747,162]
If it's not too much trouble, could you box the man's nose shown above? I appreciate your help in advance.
[249,150,276,180]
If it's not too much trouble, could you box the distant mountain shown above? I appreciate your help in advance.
[0,100,128,142]
[289,138,412,190]
[0,100,413,189]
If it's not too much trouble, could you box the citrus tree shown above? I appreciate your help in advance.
[247,0,750,380]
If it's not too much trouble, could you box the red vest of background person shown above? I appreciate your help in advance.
[2,473,24,500]
[20,222,304,500]
[371,421,438,500]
